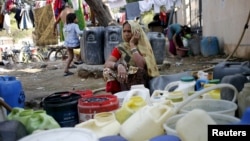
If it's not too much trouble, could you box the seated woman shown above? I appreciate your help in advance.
[103,20,160,94]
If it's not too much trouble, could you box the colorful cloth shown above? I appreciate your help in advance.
[33,4,58,46]
[103,20,159,93]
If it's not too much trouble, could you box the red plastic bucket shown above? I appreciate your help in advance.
[78,94,119,122]
[73,89,93,98]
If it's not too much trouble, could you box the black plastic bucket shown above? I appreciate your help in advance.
[42,91,81,127]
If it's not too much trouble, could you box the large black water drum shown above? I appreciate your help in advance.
[80,36,85,63]
[104,26,122,61]
[147,32,166,64]
[42,91,81,127]
[83,26,105,65]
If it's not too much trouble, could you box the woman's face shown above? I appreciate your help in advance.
[123,23,132,42]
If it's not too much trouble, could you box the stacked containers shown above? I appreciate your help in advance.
[0,75,25,108]
[147,32,166,65]
[82,26,105,65]
[104,26,122,61]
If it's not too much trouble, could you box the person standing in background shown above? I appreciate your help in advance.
[53,2,82,65]
[53,2,74,38]
[63,13,84,76]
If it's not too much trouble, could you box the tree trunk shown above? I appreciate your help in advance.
[85,0,113,27]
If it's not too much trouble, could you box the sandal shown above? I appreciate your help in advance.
[74,61,83,65]
[64,71,74,76]
[69,65,77,69]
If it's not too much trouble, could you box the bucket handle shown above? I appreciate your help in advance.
[174,83,238,113]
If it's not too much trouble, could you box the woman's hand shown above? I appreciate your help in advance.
[129,30,140,47]
[117,64,128,83]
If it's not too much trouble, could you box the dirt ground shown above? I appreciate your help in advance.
[0,54,241,109]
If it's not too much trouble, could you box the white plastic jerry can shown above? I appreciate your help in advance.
[120,102,176,141]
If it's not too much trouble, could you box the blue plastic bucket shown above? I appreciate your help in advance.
[0,75,25,108]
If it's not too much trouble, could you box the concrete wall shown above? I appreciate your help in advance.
[176,0,250,59]
[202,0,250,59]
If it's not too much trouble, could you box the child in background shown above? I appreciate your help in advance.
[63,13,84,76]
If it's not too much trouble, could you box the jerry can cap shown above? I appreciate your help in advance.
[181,76,194,82]
[209,79,220,84]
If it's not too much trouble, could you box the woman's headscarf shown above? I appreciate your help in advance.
[121,20,159,77]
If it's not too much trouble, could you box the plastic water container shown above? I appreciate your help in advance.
[237,83,250,118]
[78,94,119,122]
[0,75,25,108]
[75,112,121,138]
[82,26,105,65]
[163,109,240,138]
[42,91,81,127]
[147,32,166,64]
[122,84,151,106]
[189,35,201,56]
[115,95,147,124]
[114,90,129,107]
[200,36,219,57]
[104,26,122,61]
[120,102,176,141]
[213,61,250,80]
[164,76,196,99]
[0,120,28,141]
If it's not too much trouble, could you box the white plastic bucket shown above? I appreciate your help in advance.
[18,128,99,141]
[163,112,241,136]
[179,99,237,116]
[174,83,238,116]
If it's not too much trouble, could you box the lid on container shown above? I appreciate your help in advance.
[180,76,194,82]
[100,135,128,141]
[78,94,118,106]
[19,128,99,141]
[150,134,181,141]
[209,79,220,84]
[43,91,81,104]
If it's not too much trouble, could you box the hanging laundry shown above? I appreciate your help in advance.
[19,3,33,30]
[153,0,167,13]
[33,4,58,46]
[34,1,47,8]
[138,0,153,14]
[14,8,21,29]
[3,12,11,34]
[106,0,127,9]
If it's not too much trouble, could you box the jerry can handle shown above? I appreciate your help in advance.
[164,81,180,92]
